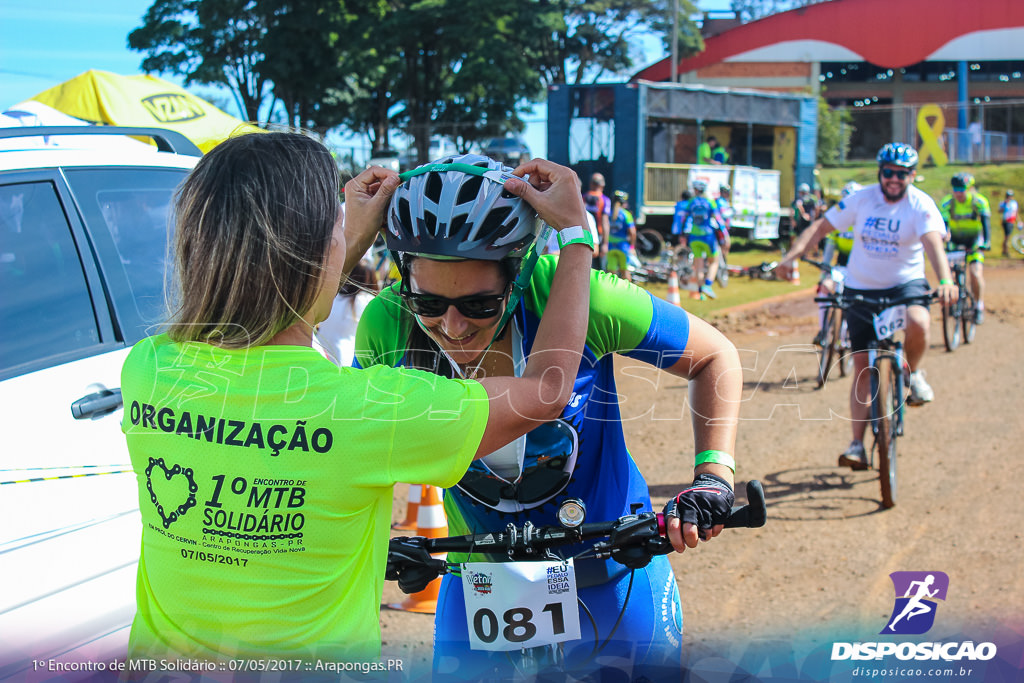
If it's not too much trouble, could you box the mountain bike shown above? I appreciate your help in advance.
[635,228,665,262]
[734,261,783,280]
[816,293,934,508]
[802,257,852,387]
[1009,220,1024,256]
[386,481,766,679]
[940,249,977,352]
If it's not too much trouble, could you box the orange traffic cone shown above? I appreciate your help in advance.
[666,270,681,306]
[392,483,421,531]
[388,485,447,614]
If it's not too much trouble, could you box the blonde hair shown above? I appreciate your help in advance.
[167,132,340,348]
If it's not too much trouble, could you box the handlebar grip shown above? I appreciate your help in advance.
[655,479,767,535]
[724,480,767,529]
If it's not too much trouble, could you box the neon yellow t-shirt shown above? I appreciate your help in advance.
[121,334,487,663]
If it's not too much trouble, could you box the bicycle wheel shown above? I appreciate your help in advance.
[941,300,961,351]
[873,357,899,509]
[816,308,839,387]
[961,289,977,344]
[1011,231,1024,256]
[636,228,664,261]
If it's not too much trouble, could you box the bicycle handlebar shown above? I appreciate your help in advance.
[814,292,937,311]
[800,256,834,273]
[387,481,766,591]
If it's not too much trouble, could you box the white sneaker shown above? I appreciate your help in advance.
[907,370,933,406]
[838,441,868,470]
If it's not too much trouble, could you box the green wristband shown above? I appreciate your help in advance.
[695,449,735,472]
[555,225,596,250]
[939,278,953,285]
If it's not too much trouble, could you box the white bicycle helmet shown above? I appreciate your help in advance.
[842,181,863,198]
[386,153,541,261]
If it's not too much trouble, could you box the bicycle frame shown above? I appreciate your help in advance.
[814,292,933,508]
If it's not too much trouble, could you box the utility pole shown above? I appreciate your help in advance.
[671,0,679,83]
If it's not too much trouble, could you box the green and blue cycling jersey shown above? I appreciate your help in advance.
[355,255,690,541]
[355,255,692,676]
[608,207,635,250]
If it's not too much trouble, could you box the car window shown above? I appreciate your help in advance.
[65,168,188,341]
[0,181,100,375]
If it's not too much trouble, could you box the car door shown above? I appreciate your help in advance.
[0,164,189,671]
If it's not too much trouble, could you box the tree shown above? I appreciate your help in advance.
[258,0,358,134]
[128,0,275,123]
[729,0,830,22]
[817,94,854,165]
[526,0,703,86]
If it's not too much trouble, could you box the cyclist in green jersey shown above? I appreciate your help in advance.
[939,172,990,323]
[119,132,593,667]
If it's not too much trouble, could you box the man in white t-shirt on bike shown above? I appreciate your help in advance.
[779,143,957,469]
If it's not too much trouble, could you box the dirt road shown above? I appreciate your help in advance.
[380,261,1024,680]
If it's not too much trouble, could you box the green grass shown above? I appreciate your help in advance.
[818,162,1024,206]
[635,254,816,318]
[633,161,1024,317]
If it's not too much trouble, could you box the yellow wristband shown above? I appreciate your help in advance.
[695,449,735,472]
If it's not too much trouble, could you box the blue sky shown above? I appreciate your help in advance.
[0,0,732,158]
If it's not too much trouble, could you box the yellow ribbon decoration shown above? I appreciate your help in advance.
[917,104,948,167]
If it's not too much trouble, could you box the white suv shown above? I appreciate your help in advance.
[0,126,199,675]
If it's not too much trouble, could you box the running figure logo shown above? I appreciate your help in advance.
[883,571,949,635]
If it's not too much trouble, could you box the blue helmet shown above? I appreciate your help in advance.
[876,143,918,169]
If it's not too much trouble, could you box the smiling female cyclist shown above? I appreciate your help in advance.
[355,154,743,679]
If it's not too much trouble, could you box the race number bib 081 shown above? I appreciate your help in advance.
[873,305,907,339]
[461,560,581,651]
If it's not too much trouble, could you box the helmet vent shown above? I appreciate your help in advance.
[458,175,484,205]
[425,172,444,203]
[398,197,413,236]
[479,207,513,239]
[449,213,467,236]
[424,210,438,236]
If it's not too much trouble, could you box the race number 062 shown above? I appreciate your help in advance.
[472,603,566,644]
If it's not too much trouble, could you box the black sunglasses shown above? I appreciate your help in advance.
[401,281,509,319]
[881,168,911,180]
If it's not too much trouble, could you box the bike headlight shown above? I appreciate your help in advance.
[557,498,586,528]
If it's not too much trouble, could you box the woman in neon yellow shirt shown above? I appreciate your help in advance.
[120,132,594,667]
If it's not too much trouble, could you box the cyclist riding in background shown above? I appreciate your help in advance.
[607,189,638,281]
[1000,189,1019,258]
[778,143,956,470]
[715,183,734,258]
[672,179,724,299]
[583,172,611,269]
[355,154,743,680]
[940,172,990,324]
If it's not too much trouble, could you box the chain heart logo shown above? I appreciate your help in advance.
[145,457,198,528]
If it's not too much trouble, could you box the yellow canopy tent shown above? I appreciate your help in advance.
[31,70,262,153]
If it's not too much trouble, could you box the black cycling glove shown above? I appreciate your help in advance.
[663,473,735,530]
[386,536,446,594]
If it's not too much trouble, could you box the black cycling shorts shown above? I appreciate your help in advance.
[843,279,931,353]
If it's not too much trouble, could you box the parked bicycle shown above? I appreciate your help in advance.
[1008,220,1024,256]
[386,481,766,678]
[733,261,783,281]
[941,249,978,352]
[635,228,665,261]
[802,257,852,387]
[815,293,934,508]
